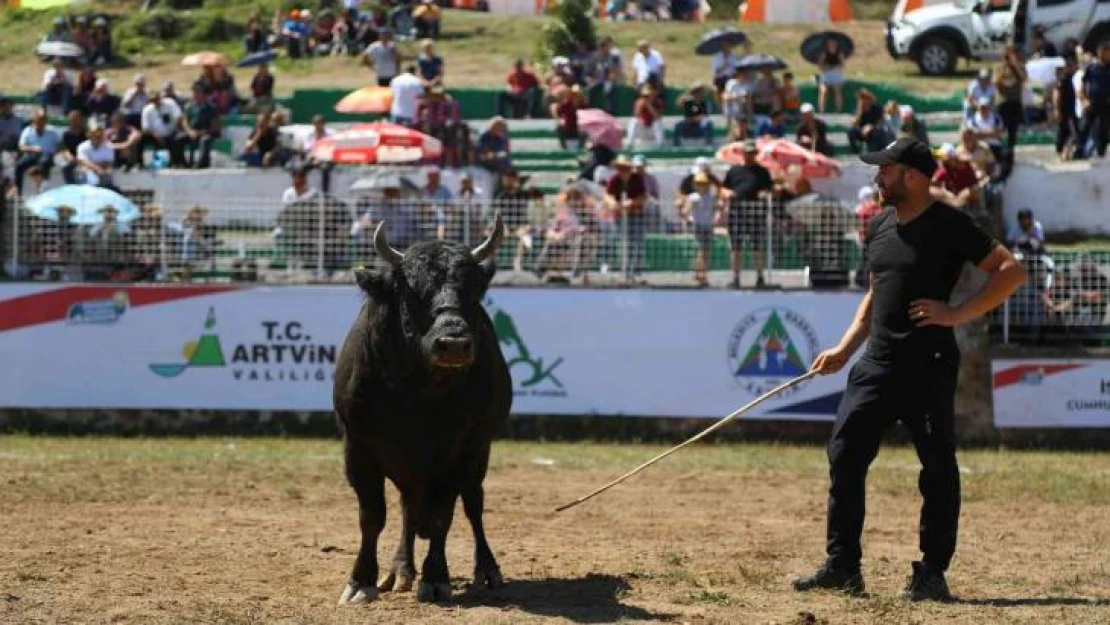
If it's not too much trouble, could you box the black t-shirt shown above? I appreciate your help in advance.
[1083,61,1110,104]
[864,204,997,362]
[681,97,708,120]
[63,128,86,155]
[1057,72,1077,119]
[723,163,773,203]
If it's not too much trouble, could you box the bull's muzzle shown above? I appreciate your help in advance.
[430,335,474,370]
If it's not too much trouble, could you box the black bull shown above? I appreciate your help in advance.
[333,214,512,604]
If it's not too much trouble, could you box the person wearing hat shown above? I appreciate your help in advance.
[498,58,540,119]
[930,143,980,210]
[721,139,773,289]
[964,67,997,121]
[967,97,1005,160]
[39,57,73,113]
[89,15,112,66]
[632,39,665,93]
[76,121,119,191]
[679,169,724,287]
[627,83,664,149]
[847,89,891,155]
[603,154,649,284]
[795,103,832,156]
[416,84,468,168]
[674,83,715,147]
[794,137,1026,602]
[477,116,512,180]
[897,104,930,145]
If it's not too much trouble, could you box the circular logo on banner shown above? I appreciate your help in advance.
[727,307,820,397]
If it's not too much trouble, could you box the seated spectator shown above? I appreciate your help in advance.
[39,57,73,113]
[244,15,271,54]
[105,112,141,172]
[71,15,91,62]
[59,110,87,184]
[181,83,220,169]
[585,36,624,113]
[898,104,930,145]
[847,89,892,154]
[757,109,788,139]
[417,85,468,167]
[281,166,320,204]
[605,0,631,21]
[627,83,664,148]
[796,103,833,156]
[419,165,452,240]
[300,114,335,193]
[533,188,585,282]
[1006,208,1046,250]
[89,16,112,66]
[577,138,617,183]
[569,40,593,86]
[416,39,445,88]
[751,69,781,118]
[964,68,997,121]
[0,96,24,166]
[141,90,184,168]
[207,65,241,116]
[498,59,540,119]
[351,182,419,252]
[957,126,997,181]
[413,0,441,39]
[967,97,1005,160]
[83,78,120,125]
[312,10,338,56]
[931,144,981,209]
[172,206,215,264]
[544,57,578,108]
[362,28,400,87]
[674,83,715,146]
[281,9,313,59]
[120,74,148,129]
[248,63,275,113]
[161,81,183,108]
[75,122,119,190]
[632,39,666,92]
[15,109,60,195]
[241,110,283,168]
[72,66,98,115]
[780,72,801,119]
[551,85,585,150]
[43,16,71,44]
[389,65,425,126]
[477,116,512,176]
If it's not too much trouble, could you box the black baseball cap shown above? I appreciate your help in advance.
[860,137,938,178]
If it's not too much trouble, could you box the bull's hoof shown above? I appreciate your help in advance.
[377,570,415,593]
[473,567,505,589]
[338,582,379,605]
[416,581,452,603]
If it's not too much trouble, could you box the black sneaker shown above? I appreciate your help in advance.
[903,561,953,602]
[792,563,865,595]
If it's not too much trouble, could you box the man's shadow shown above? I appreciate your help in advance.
[453,574,675,623]
[958,597,1110,608]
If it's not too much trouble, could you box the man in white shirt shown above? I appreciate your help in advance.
[281,166,320,205]
[15,108,62,194]
[76,122,118,190]
[964,69,997,121]
[140,89,184,168]
[121,73,149,128]
[967,97,1004,153]
[632,39,666,91]
[363,29,400,87]
[390,66,425,126]
[39,57,73,112]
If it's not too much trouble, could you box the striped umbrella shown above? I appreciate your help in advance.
[310,122,442,165]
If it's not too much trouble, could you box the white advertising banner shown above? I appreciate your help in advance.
[992,359,1110,428]
[0,284,864,419]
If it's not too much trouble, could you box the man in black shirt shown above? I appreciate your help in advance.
[793,138,1026,601]
[722,140,773,288]
[673,84,715,147]
[1080,41,1110,158]
[1055,55,1079,158]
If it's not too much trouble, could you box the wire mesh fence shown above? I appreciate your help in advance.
[2,192,870,288]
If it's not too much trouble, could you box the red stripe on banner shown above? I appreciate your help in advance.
[0,285,242,333]
[993,364,1085,389]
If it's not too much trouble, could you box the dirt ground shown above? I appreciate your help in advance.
[1,437,1108,625]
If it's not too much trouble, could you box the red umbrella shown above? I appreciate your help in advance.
[310,122,442,165]
[576,108,624,151]
[334,86,393,114]
[717,138,841,179]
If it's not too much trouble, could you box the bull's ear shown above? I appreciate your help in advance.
[354,268,392,299]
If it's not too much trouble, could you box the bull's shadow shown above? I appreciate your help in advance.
[453,573,675,623]
[958,596,1110,608]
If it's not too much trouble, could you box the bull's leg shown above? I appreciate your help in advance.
[416,486,456,603]
[462,446,504,589]
[377,493,416,592]
[338,441,386,605]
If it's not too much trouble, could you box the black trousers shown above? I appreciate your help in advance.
[826,351,961,572]
[1080,104,1110,158]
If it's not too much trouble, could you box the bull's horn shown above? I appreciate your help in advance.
[471,213,505,263]
[373,220,404,267]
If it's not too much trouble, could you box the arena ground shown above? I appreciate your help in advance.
[1,437,1108,624]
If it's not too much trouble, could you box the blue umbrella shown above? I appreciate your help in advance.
[25,185,139,224]
[237,50,278,68]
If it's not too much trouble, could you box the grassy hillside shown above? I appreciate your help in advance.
[0,1,962,99]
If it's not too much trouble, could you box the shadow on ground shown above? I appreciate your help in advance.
[454,573,677,623]
[959,596,1110,607]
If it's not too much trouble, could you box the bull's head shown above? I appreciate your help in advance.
[356,214,504,373]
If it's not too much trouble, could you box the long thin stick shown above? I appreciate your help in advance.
[554,370,819,513]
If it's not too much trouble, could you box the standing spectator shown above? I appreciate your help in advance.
[389,65,425,126]
[1055,55,1080,160]
[301,114,335,194]
[477,116,512,177]
[796,103,833,156]
[710,40,740,94]
[722,140,774,289]
[723,68,754,140]
[249,63,275,113]
[964,68,997,121]
[363,28,400,87]
[140,90,184,168]
[75,122,119,190]
[71,15,91,62]
[853,185,882,285]
[817,37,847,113]
[1080,41,1110,159]
[847,89,891,155]
[627,84,664,148]
[59,110,87,184]
[244,15,271,54]
[780,72,801,119]
[281,166,320,204]
[1006,208,1045,250]
[39,57,73,113]
[586,36,624,113]
[603,155,648,284]
[679,171,724,287]
[0,96,23,171]
[181,83,219,169]
[757,109,788,139]
[493,168,534,271]
[120,74,148,129]
[751,69,781,119]
[89,16,112,66]
[281,9,312,59]
[422,165,453,240]
[631,39,666,92]
[15,109,60,195]
[417,85,467,167]
[569,40,593,86]
[416,39,445,88]
[673,83,715,146]
[994,45,1027,151]
[413,0,441,39]
[105,112,141,172]
[498,58,540,119]
[551,85,585,150]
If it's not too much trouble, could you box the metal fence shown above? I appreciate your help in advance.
[992,252,1110,347]
[1,193,869,289]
